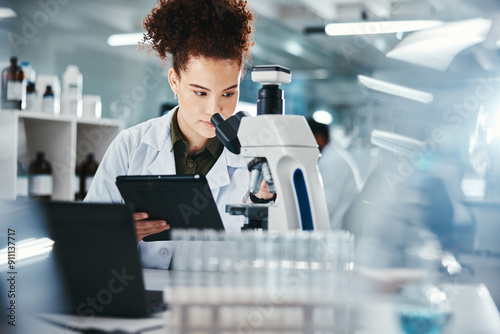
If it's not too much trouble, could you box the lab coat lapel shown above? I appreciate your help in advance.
[147,146,176,175]
[143,108,177,175]
[206,148,247,200]
[206,151,229,200]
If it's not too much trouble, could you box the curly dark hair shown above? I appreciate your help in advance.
[142,0,255,74]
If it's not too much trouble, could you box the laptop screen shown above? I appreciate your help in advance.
[41,201,151,318]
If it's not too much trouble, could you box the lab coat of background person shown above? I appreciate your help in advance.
[85,0,273,269]
[307,119,362,230]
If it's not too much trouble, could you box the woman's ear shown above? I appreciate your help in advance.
[168,68,179,95]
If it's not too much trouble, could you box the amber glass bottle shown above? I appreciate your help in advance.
[1,57,26,110]
[79,153,99,199]
[28,151,53,200]
[42,85,55,114]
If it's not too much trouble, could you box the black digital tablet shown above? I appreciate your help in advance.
[115,174,225,242]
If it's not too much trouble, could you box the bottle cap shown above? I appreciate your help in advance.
[10,57,17,63]
[44,86,54,96]
[64,65,80,75]
[27,83,36,93]
[36,151,45,160]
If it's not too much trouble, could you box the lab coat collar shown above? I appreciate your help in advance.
[142,107,176,152]
[206,147,247,192]
[143,108,176,175]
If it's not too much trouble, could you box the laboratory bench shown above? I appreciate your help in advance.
[147,269,500,333]
[33,268,500,334]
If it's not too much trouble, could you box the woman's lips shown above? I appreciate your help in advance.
[202,121,215,128]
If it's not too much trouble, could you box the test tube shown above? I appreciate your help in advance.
[201,229,220,272]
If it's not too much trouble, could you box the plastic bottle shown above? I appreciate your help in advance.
[17,160,29,198]
[61,65,83,117]
[1,57,26,110]
[42,85,55,114]
[79,153,99,199]
[29,151,53,200]
[82,95,102,119]
[20,62,36,86]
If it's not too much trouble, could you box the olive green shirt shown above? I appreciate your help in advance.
[171,109,224,175]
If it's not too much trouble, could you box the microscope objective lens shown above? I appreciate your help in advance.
[261,162,276,193]
[249,168,263,194]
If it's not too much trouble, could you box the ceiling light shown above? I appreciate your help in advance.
[358,75,433,103]
[325,20,443,36]
[0,8,16,19]
[313,69,329,79]
[371,130,427,156]
[284,41,304,57]
[107,33,144,46]
[313,110,333,125]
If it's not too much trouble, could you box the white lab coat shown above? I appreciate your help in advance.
[318,142,362,230]
[85,107,249,269]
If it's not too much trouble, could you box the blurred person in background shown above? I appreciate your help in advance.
[307,119,362,230]
[342,139,467,285]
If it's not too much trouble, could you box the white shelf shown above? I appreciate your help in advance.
[0,109,124,201]
[13,110,75,122]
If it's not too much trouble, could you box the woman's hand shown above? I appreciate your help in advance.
[133,212,170,242]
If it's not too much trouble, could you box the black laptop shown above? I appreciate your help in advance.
[40,201,166,318]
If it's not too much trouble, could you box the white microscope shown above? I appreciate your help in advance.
[211,65,330,231]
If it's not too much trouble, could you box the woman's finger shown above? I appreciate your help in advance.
[135,220,168,229]
[133,212,149,221]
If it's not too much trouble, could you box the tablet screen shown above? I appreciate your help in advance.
[115,174,225,241]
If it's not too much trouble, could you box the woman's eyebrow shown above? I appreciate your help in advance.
[188,84,238,91]
[223,84,238,91]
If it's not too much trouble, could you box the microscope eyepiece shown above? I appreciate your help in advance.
[210,113,225,127]
[210,111,250,155]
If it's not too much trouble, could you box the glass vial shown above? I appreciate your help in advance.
[42,85,55,114]
[25,82,39,112]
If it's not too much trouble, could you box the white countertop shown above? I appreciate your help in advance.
[143,269,500,334]
[36,269,500,334]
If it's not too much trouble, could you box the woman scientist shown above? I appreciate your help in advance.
[85,0,272,269]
